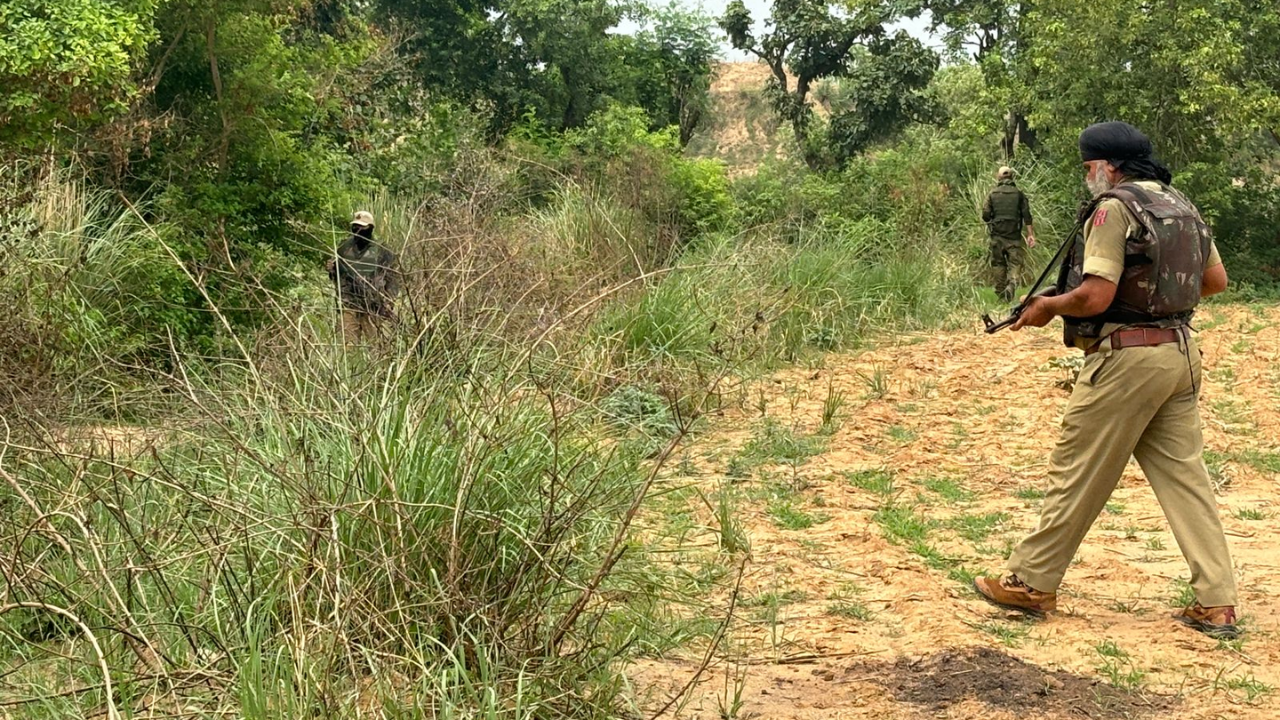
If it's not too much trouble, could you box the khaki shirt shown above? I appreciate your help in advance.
[1074,180,1221,349]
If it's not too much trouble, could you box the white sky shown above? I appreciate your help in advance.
[617,1,942,60]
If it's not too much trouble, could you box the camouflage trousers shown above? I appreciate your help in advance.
[989,235,1026,302]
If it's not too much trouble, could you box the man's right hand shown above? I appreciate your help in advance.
[1011,295,1056,330]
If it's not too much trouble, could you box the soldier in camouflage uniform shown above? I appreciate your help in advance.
[982,166,1037,301]
[974,122,1239,639]
[327,211,399,343]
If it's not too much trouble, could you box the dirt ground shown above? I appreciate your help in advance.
[631,303,1280,720]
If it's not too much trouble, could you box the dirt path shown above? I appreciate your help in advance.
[633,302,1280,720]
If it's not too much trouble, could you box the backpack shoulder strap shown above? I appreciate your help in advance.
[1099,182,1152,208]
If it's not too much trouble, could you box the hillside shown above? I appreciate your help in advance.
[689,62,791,172]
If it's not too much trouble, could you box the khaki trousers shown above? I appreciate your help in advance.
[1007,332,1237,607]
[340,308,381,344]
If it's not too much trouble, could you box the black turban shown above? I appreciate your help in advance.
[1078,121,1153,162]
[1078,121,1173,184]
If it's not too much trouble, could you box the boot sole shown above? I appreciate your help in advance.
[1174,614,1240,640]
[972,579,1050,619]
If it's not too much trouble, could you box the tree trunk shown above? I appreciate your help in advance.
[787,77,826,170]
[206,22,231,176]
[1014,112,1037,152]
[1001,110,1037,160]
[1001,110,1016,160]
[678,103,701,146]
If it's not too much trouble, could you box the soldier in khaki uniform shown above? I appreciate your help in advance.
[982,166,1036,301]
[974,122,1239,638]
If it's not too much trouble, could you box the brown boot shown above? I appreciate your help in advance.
[973,574,1057,617]
[1173,603,1239,639]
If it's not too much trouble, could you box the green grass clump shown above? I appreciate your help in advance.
[909,541,953,569]
[948,565,984,588]
[0,338,704,718]
[975,620,1031,648]
[768,499,829,530]
[873,504,934,544]
[1168,579,1197,608]
[601,383,680,454]
[1232,449,1280,473]
[742,590,809,608]
[844,469,896,496]
[1215,674,1273,703]
[735,418,824,469]
[827,601,873,621]
[949,512,1008,544]
[887,424,917,443]
[922,476,974,503]
[1234,507,1271,521]
[1094,641,1145,691]
[1013,486,1045,501]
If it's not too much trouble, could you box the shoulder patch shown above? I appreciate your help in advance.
[1093,207,1109,226]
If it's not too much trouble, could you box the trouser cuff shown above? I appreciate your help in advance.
[1196,588,1238,607]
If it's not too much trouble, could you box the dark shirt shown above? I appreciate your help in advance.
[329,234,398,315]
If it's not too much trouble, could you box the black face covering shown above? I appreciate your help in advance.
[1079,121,1173,184]
[351,225,374,244]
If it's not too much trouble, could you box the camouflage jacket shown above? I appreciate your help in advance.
[329,235,399,315]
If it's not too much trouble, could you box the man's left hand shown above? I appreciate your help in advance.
[1025,234,1037,248]
[1011,295,1055,330]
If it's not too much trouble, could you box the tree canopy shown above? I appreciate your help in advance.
[720,0,939,169]
[0,0,160,147]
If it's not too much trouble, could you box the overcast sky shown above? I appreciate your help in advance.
[617,1,942,60]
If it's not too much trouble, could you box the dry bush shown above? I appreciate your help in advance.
[357,152,678,363]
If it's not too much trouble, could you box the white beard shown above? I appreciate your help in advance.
[1086,174,1113,198]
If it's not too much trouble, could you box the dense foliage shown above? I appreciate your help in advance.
[0,0,1278,715]
[720,0,939,169]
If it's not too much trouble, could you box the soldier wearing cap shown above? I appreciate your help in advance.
[326,211,399,343]
[973,122,1238,639]
[982,166,1036,301]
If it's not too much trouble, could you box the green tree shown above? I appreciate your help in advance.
[921,0,1035,157]
[0,0,160,150]
[378,0,637,133]
[506,0,630,128]
[618,3,718,145]
[720,0,938,170]
[924,0,1016,61]
[1023,0,1280,285]
[92,0,376,336]
[1025,0,1280,165]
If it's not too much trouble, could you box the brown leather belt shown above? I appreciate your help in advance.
[1085,327,1182,356]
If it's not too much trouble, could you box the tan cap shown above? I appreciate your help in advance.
[997,166,1015,180]
[351,210,374,228]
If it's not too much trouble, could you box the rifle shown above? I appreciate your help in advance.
[981,212,1088,334]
